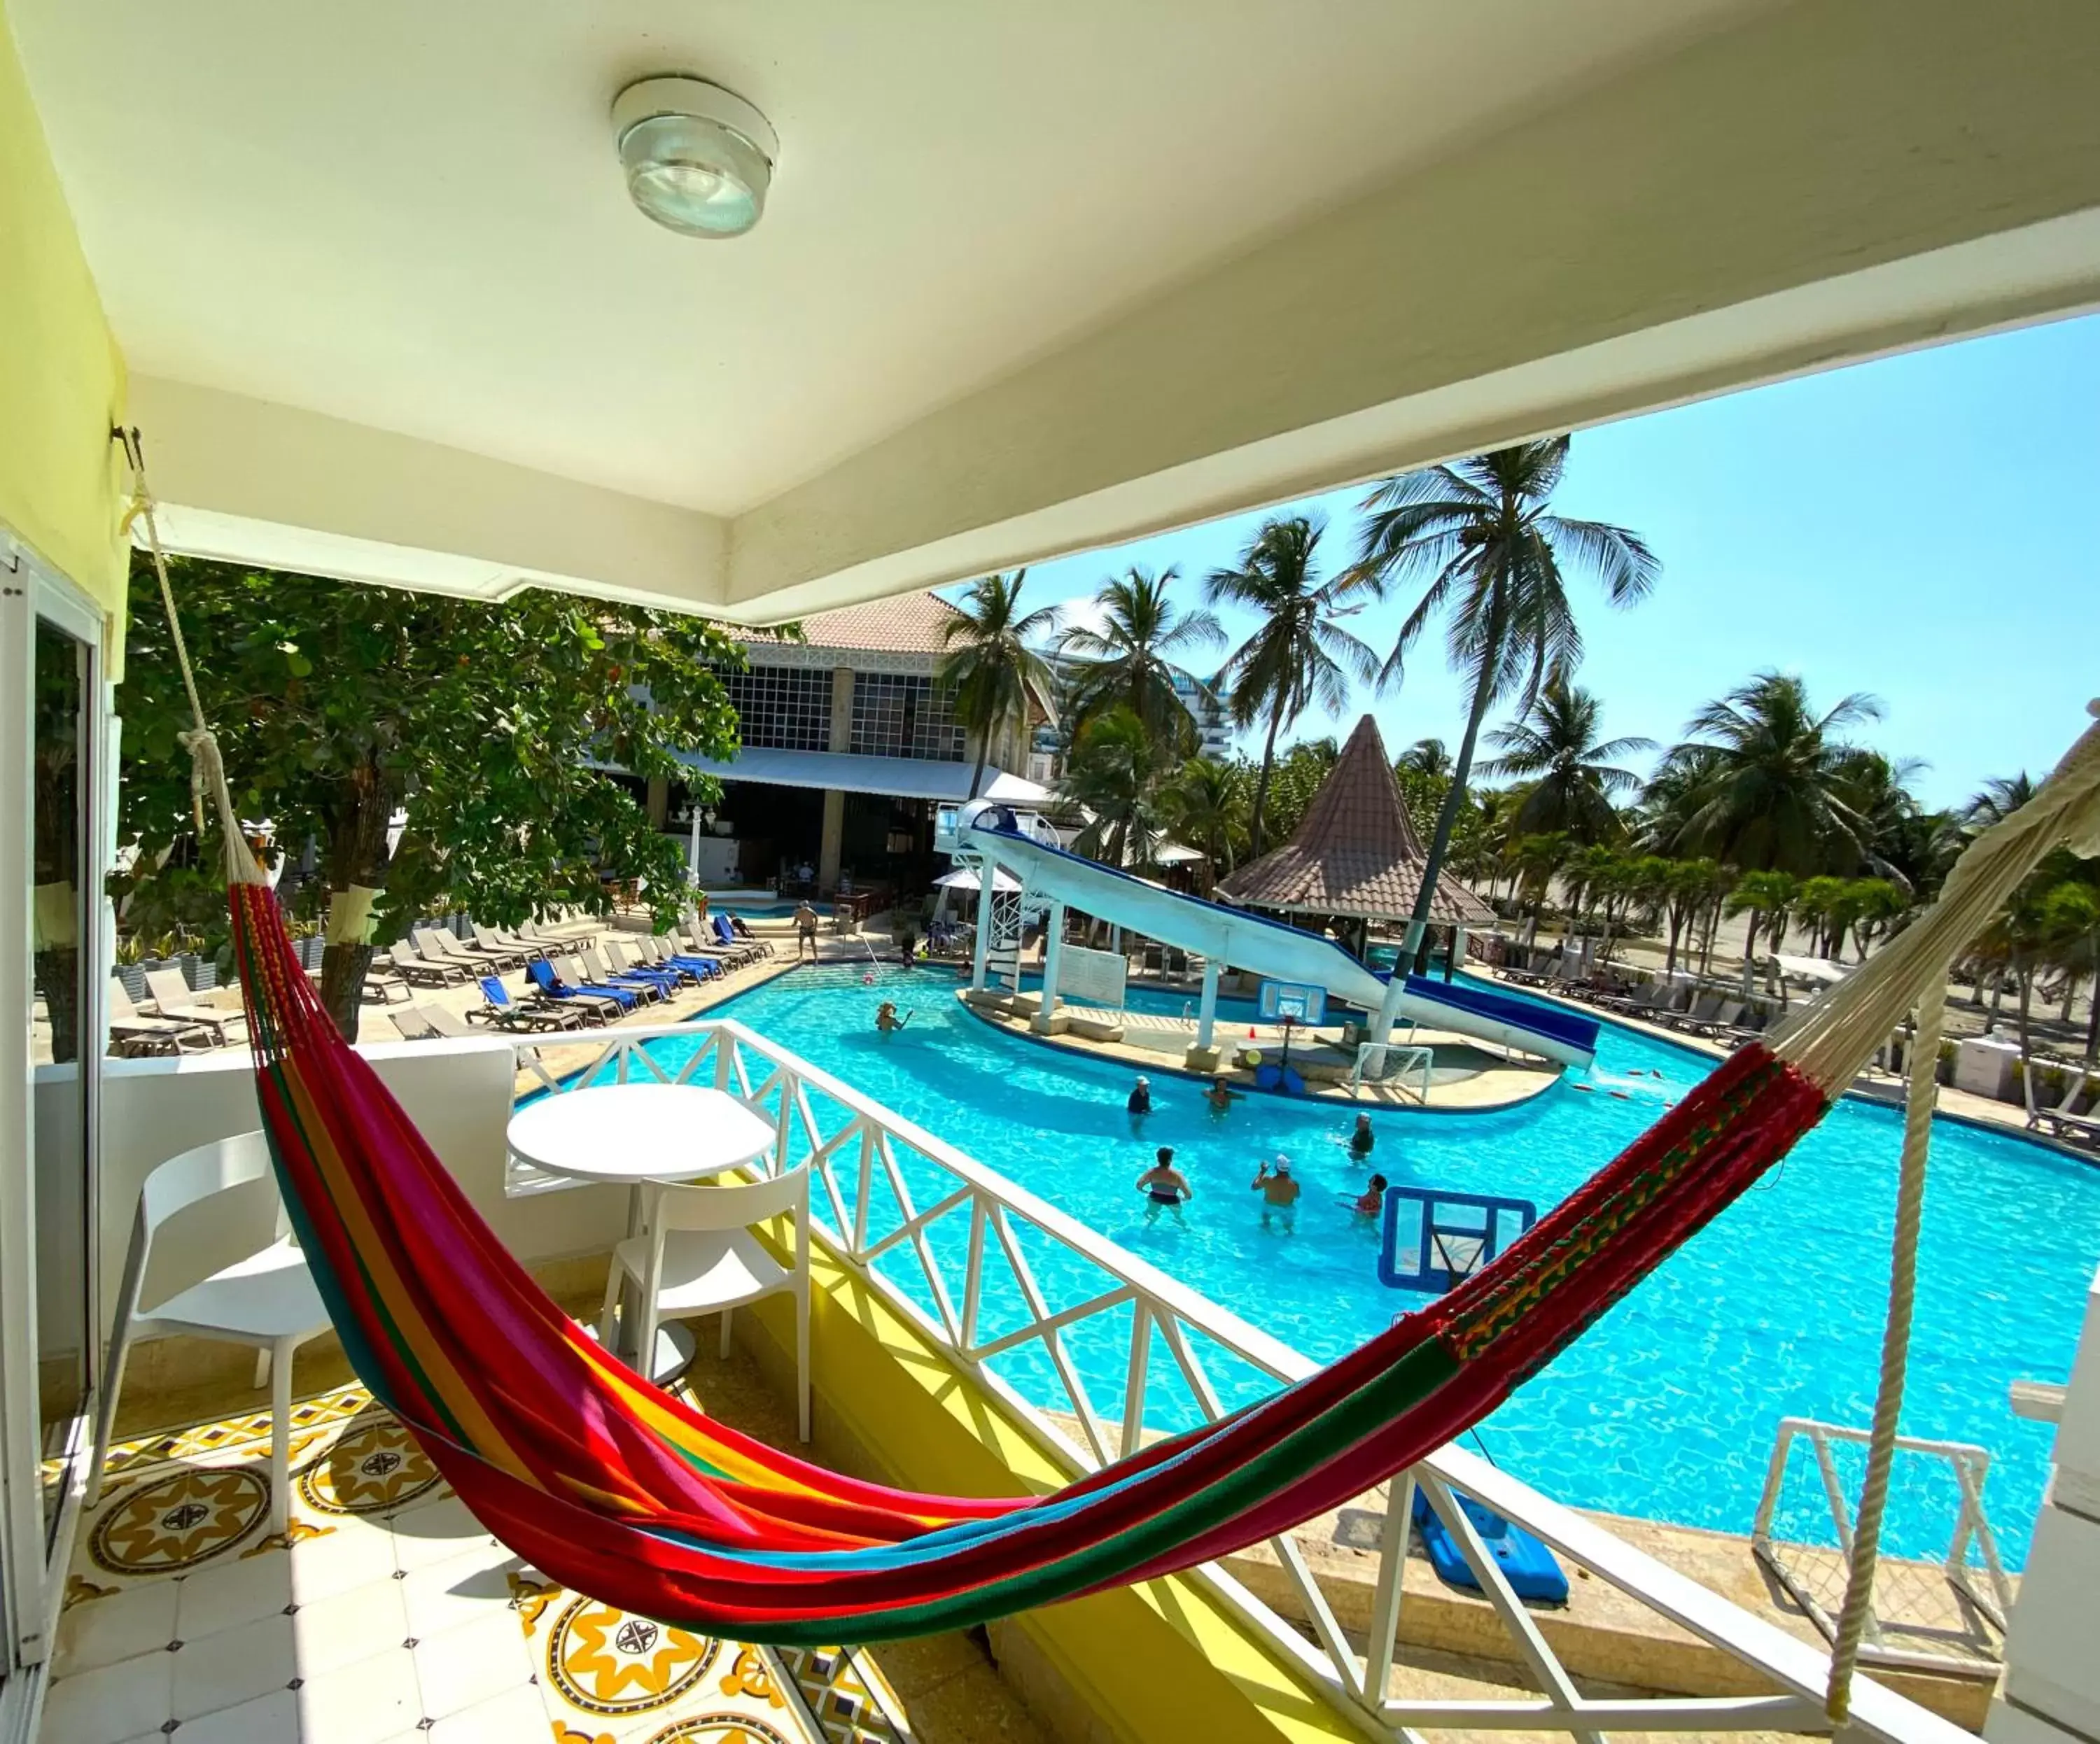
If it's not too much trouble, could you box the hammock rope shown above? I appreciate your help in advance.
[118,432,2100,1651]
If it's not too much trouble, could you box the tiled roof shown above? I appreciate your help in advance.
[1217,715,1494,925]
[783,591,964,656]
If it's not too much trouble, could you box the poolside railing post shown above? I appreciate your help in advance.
[1036,899,1066,1032]
[970,859,997,992]
[1365,1468,1413,1704]
[1119,1302,1152,1459]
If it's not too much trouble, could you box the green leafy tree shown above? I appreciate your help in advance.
[1352,437,1658,957]
[1508,831,1572,943]
[938,571,1059,801]
[1661,672,1881,873]
[1480,677,1651,844]
[117,556,748,1039]
[1160,757,1248,894]
[1398,738,1452,779]
[1058,567,1222,750]
[1965,772,2037,829]
[1658,857,1723,978]
[1253,737,1341,848]
[1205,518,1377,856]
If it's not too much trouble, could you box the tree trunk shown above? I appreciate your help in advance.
[1739,913,1760,998]
[317,773,396,1041]
[2085,955,2099,1064]
[1404,580,1506,970]
[1247,701,1285,859]
[966,739,990,802]
[1698,899,1719,978]
[2015,963,2035,1061]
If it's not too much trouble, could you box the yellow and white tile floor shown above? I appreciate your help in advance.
[46,1384,911,1744]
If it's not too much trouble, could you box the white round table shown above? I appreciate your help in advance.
[507,1083,777,1379]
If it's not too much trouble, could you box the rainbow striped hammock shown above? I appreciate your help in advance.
[211,725,2099,1647]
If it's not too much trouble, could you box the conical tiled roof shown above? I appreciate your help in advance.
[1217,716,1494,925]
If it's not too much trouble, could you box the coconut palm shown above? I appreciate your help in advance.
[1660,673,1882,873]
[1398,738,1452,779]
[1161,757,1248,894]
[1205,518,1379,857]
[1481,678,1653,844]
[1351,438,1658,955]
[1058,567,1223,749]
[1058,707,1172,869]
[938,572,1058,801]
[1726,870,1799,989]
[1965,772,2037,828]
[1508,831,1572,944]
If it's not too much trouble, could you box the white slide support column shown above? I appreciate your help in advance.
[970,860,997,992]
[1035,899,1066,1032]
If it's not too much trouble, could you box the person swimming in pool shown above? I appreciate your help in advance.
[1126,1076,1152,1116]
[875,1000,913,1034]
[1348,1112,1375,1159]
[1252,1155,1301,1230]
[1349,1173,1389,1218]
[1204,1076,1238,1116]
[1136,1147,1191,1222]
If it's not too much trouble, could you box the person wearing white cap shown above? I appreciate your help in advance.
[1126,1075,1152,1117]
[1252,1154,1301,1230]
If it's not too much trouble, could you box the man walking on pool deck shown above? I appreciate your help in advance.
[794,899,820,962]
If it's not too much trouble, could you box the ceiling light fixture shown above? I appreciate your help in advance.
[612,75,778,240]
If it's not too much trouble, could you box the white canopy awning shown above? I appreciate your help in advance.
[1771,952,1852,985]
[933,866,1025,894]
[676,747,1051,806]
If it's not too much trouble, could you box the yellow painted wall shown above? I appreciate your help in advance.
[740,1250,1362,1744]
[0,0,127,647]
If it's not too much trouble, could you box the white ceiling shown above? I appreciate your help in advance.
[14,0,1765,519]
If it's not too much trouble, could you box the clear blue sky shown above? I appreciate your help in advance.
[972,311,2099,813]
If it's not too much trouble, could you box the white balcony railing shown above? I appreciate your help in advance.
[513,1020,1976,1744]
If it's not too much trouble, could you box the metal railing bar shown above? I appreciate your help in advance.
[967,1286,1139,1364]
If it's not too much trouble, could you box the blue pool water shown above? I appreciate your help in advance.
[641,965,2100,1563]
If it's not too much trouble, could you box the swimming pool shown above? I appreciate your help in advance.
[633,964,2099,1564]
[708,899,832,920]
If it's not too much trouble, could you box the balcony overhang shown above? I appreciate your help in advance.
[20,0,2100,623]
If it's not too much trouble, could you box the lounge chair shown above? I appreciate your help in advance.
[708,915,767,962]
[1667,992,1725,1035]
[636,936,722,981]
[685,929,751,972]
[470,975,591,1032]
[388,1006,442,1042]
[1679,998,1745,1039]
[527,957,628,1019]
[360,959,414,1004]
[416,926,518,974]
[558,953,647,1011]
[474,923,544,964]
[581,945,668,1004]
[422,1005,478,1040]
[143,969,247,1045]
[108,976,215,1055]
[608,937,699,987]
[382,945,465,987]
[2023,1060,2100,1145]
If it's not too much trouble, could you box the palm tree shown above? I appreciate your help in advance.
[1205,518,1379,857]
[1508,831,1572,945]
[1480,678,1653,844]
[1058,707,1172,869]
[1661,672,1882,873]
[1057,567,1223,748]
[1966,772,2037,829]
[1398,738,1452,779]
[1351,438,1658,957]
[937,572,1058,801]
[1160,757,1247,894]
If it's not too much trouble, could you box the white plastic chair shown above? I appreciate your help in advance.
[88,1132,334,1537]
[599,1167,811,1440]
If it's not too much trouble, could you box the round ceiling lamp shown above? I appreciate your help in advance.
[612,75,778,239]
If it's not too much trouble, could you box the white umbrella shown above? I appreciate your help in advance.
[934,866,1024,894]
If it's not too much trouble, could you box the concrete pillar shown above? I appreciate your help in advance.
[645,774,669,828]
[1184,957,1224,1071]
[1034,899,1067,1032]
[1448,925,1467,981]
[688,808,702,885]
[971,862,997,992]
[818,789,846,892]
[1987,1261,2100,1744]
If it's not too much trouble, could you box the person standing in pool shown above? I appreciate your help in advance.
[1136,1147,1191,1222]
[794,900,820,962]
[1349,1173,1389,1218]
[1252,1155,1301,1231]
[1204,1076,1238,1117]
[875,1000,913,1034]
[1126,1076,1152,1117]
[1348,1112,1375,1159]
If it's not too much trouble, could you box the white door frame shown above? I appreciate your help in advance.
[0,520,115,1716]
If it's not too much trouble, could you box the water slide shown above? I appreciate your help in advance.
[958,820,1597,1069]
